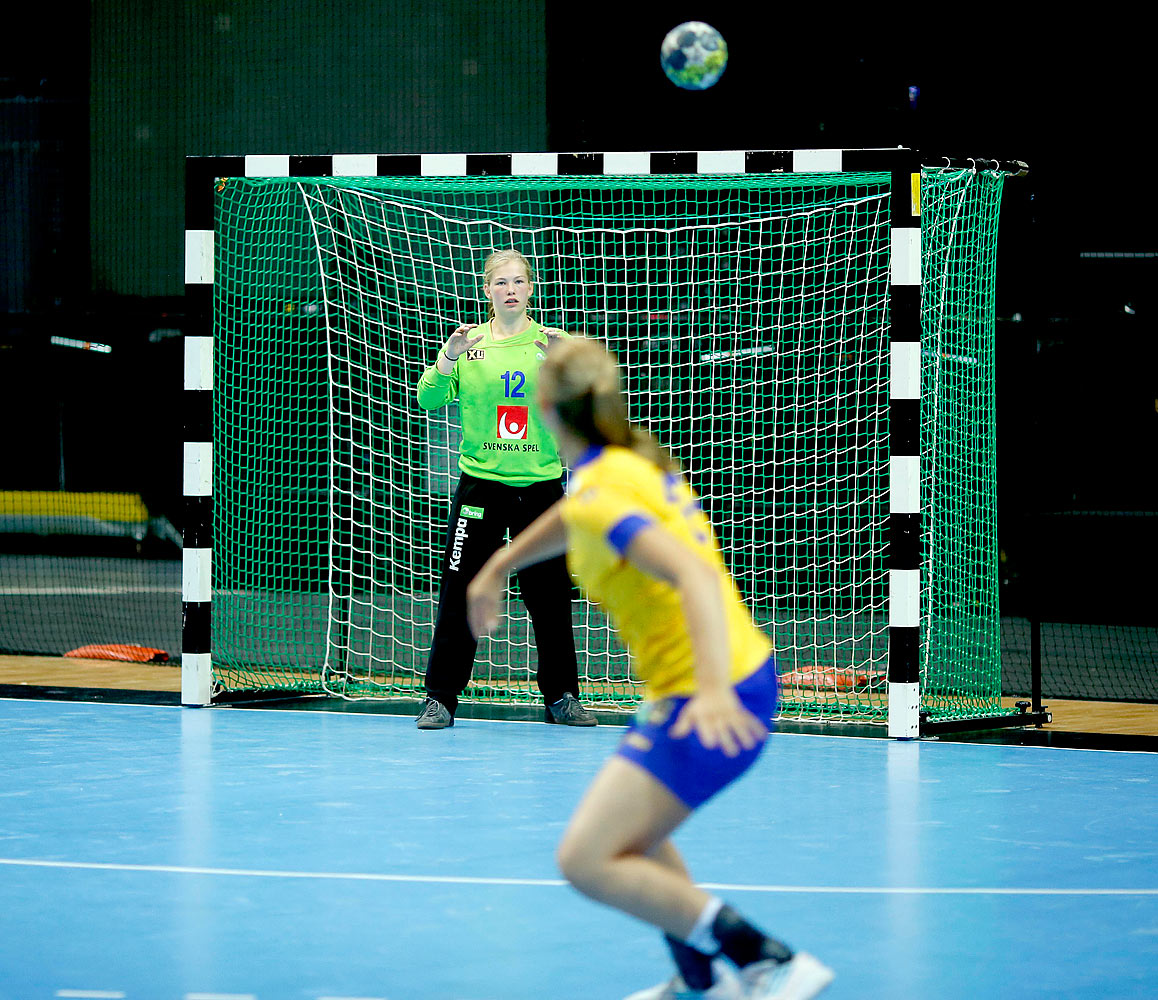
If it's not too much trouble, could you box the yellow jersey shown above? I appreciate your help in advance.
[561,445,772,699]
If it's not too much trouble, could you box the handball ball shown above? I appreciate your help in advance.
[660,21,728,90]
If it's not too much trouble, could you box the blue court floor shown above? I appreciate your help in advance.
[1,698,1156,1000]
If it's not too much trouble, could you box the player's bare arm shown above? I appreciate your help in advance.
[467,501,568,639]
[621,523,767,757]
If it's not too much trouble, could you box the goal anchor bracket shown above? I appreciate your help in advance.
[919,700,1053,737]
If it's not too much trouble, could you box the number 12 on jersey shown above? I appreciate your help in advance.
[501,370,526,398]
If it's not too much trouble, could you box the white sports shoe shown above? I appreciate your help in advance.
[741,952,835,1000]
[623,961,745,1000]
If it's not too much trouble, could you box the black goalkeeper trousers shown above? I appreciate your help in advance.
[423,473,580,715]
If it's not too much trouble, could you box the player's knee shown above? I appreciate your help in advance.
[556,837,603,897]
[555,836,582,883]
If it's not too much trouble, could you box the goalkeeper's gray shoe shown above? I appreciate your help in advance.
[416,697,453,730]
[545,692,598,726]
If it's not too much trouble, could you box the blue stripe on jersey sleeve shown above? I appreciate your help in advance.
[607,514,652,555]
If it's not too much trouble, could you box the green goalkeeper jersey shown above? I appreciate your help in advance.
[415,321,570,486]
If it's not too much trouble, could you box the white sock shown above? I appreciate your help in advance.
[684,896,724,953]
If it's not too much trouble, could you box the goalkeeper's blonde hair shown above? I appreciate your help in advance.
[539,338,678,474]
[483,249,535,321]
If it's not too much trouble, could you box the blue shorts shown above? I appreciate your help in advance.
[616,657,778,809]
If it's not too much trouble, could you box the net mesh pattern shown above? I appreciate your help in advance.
[210,169,1002,721]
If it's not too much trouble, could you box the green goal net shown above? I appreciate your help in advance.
[919,165,1006,720]
[209,166,1007,722]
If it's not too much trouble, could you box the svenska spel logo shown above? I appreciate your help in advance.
[497,405,529,439]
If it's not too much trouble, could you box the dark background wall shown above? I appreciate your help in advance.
[2,1,1154,631]
[87,2,548,297]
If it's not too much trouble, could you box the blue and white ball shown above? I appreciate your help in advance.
[660,21,728,91]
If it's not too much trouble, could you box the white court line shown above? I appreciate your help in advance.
[56,992,126,999]
[185,994,256,999]
[4,858,1156,896]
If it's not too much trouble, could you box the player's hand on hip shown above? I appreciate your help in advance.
[671,688,768,757]
[444,324,484,360]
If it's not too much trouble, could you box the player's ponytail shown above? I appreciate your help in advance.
[482,249,535,322]
[541,338,679,474]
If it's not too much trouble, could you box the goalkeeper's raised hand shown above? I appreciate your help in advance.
[533,326,567,353]
[437,324,485,374]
